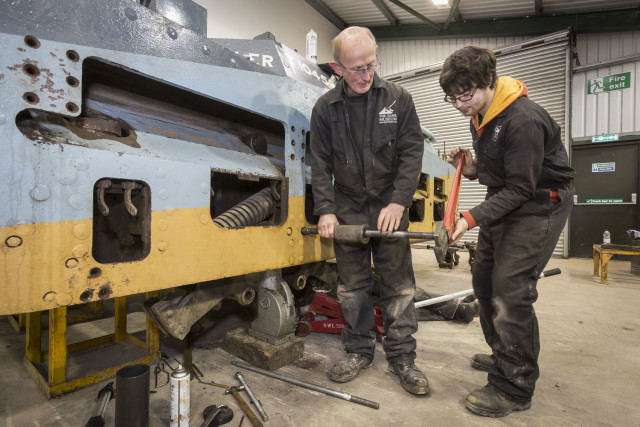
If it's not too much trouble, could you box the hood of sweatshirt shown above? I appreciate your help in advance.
[472,76,528,134]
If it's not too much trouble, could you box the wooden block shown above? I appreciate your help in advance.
[223,327,304,371]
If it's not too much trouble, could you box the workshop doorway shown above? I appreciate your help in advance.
[569,141,640,258]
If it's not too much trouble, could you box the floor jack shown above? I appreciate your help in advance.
[295,291,384,339]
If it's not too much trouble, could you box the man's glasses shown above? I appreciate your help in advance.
[444,87,478,104]
[339,58,380,76]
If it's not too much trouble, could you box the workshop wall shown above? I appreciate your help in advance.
[572,31,640,138]
[194,0,340,63]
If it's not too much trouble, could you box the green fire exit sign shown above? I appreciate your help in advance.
[588,72,632,94]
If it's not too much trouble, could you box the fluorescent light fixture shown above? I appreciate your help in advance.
[432,0,450,8]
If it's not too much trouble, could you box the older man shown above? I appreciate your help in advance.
[310,27,428,395]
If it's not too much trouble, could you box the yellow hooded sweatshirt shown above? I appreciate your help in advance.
[472,76,528,137]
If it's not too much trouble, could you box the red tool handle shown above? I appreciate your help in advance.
[443,152,464,235]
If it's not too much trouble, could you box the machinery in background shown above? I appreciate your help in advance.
[0,0,457,393]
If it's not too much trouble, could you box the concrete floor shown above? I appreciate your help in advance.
[1,248,639,426]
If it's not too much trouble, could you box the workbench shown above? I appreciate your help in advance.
[593,244,640,284]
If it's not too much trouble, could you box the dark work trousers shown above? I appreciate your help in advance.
[472,185,574,402]
[333,235,418,364]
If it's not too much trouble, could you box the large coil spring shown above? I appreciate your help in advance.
[213,187,274,228]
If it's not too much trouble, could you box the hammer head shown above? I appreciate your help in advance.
[224,385,245,395]
[432,222,450,264]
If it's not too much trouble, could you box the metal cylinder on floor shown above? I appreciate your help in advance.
[115,364,150,427]
[170,365,190,426]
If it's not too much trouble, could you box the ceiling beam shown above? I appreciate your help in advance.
[387,0,440,30]
[371,8,640,40]
[443,0,462,29]
[371,0,399,26]
[304,0,347,30]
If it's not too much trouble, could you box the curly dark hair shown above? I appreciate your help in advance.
[439,46,497,96]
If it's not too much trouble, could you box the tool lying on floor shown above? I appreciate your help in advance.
[200,404,233,427]
[231,360,380,409]
[414,268,562,308]
[224,384,263,427]
[301,221,449,263]
[85,381,114,427]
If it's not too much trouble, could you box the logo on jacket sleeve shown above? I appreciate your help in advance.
[379,100,398,124]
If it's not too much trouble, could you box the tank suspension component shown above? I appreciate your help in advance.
[213,187,274,229]
[231,361,380,409]
[96,179,111,216]
[122,181,138,216]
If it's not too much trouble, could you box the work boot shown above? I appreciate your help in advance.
[465,384,531,417]
[328,353,373,383]
[470,354,495,372]
[390,362,430,395]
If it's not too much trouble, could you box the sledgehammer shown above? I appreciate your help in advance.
[301,222,449,262]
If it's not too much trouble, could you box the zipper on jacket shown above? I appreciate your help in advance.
[342,101,365,181]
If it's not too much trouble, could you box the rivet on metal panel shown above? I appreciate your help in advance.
[158,241,169,251]
[167,28,178,40]
[297,255,304,262]
[5,235,23,247]
[290,154,296,160]
[158,220,169,231]
[69,193,87,210]
[73,224,90,240]
[54,293,73,306]
[30,184,50,201]
[291,140,295,146]
[72,157,89,171]
[289,256,295,265]
[124,7,138,20]
[97,286,112,300]
[43,291,56,302]
[298,239,304,246]
[65,258,79,268]
[200,214,209,224]
[301,157,305,162]
[289,239,295,247]
[287,227,293,236]
[72,244,88,258]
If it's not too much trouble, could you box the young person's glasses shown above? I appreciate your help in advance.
[444,87,478,103]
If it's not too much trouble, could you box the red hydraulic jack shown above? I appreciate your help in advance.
[295,155,466,338]
[295,292,384,339]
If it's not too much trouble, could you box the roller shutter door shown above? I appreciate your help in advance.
[387,30,572,257]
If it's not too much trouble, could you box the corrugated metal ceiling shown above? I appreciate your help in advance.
[308,0,640,39]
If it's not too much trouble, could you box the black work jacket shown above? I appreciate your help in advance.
[310,74,423,226]
[468,96,576,227]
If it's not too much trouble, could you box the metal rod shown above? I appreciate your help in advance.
[363,230,436,239]
[414,289,474,308]
[235,372,268,422]
[231,361,379,409]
